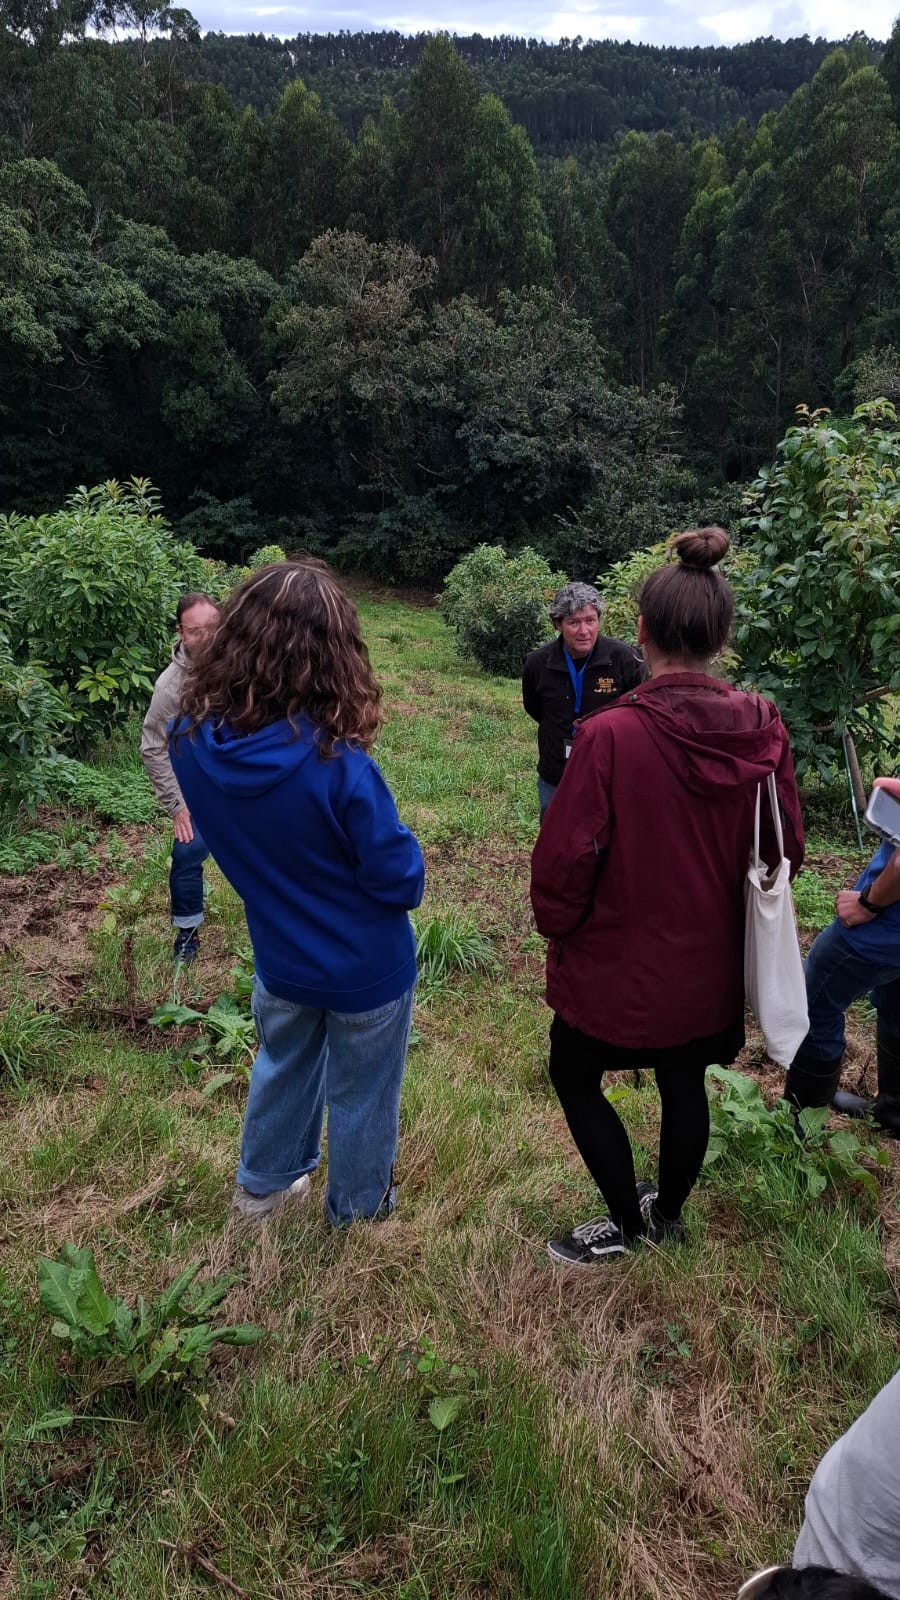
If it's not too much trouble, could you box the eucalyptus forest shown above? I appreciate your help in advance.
[4,13,900,583]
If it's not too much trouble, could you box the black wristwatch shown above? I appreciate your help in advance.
[859,890,885,916]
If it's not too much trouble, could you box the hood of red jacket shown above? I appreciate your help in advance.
[601,672,787,795]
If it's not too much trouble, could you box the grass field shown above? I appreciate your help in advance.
[1,591,898,1600]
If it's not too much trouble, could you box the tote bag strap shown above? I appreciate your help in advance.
[752,773,785,872]
[767,771,785,865]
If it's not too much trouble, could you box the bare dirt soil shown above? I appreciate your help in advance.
[0,826,147,1006]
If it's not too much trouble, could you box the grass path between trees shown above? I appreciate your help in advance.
[1,594,898,1600]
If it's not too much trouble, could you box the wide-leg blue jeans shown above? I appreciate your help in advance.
[801,920,900,1059]
[238,978,415,1226]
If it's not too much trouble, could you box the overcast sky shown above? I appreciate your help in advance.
[182,0,897,47]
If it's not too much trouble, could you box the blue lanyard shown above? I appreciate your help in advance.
[564,650,588,720]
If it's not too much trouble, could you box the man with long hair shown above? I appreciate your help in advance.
[169,561,424,1225]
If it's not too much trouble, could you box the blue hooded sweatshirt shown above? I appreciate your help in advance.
[170,716,424,1011]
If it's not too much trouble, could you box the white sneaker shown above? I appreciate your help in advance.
[231,1173,311,1221]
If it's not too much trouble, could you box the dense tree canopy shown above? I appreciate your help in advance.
[177,30,881,156]
[2,16,900,580]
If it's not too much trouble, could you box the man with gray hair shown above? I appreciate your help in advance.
[140,592,219,964]
[522,581,642,820]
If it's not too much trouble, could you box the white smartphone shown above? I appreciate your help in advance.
[864,785,900,847]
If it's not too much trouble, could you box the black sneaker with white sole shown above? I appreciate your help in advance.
[645,1203,686,1244]
[635,1180,686,1243]
[570,1212,606,1241]
[569,1183,659,1240]
[547,1217,630,1265]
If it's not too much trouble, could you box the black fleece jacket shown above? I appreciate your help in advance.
[522,633,644,784]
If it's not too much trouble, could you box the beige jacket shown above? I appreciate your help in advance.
[140,642,190,817]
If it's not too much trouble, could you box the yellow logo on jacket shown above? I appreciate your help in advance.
[595,677,615,694]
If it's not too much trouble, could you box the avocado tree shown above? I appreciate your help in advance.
[441,544,565,677]
[734,401,900,778]
[0,478,209,749]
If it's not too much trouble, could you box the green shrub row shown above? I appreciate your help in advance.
[0,481,285,820]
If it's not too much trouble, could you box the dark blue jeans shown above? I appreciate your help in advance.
[802,920,900,1059]
[537,776,557,822]
[169,829,209,930]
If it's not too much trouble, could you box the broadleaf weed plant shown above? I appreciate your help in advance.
[36,1245,264,1410]
[150,993,257,1073]
[703,1066,886,1206]
[404,1337,479,1498]
[150,956,258,1079]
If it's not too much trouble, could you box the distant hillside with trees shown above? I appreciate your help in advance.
[2,9,900,580]
[181,31,880,156]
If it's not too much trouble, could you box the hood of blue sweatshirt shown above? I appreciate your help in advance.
[173,715,320,798]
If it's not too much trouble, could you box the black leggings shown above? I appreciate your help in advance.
[548,1015,711,1241]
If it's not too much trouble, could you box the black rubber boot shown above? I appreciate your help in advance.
[784,1049,843,1111]
[832,1023,900,1137]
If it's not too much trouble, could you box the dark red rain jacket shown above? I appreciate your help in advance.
[530,672,804,1049]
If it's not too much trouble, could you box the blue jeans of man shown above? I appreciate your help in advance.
[170,829,209,930]
[537,776,557,823]
[239,978,416,1226]
[801,919,900,1060]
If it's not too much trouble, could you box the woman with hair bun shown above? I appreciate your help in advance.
[531,528,804,1265]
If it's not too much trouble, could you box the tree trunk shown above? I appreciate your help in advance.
[843,728,867,817]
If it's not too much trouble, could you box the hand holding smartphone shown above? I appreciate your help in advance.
[864,780,900,847]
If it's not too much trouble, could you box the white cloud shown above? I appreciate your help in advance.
[704,5,782,42]
[184,0,896,41]
[796,0,896,37]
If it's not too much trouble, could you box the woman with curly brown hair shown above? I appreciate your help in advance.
[170,561,425,1226]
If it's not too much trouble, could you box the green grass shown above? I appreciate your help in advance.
[412,910,497,1000]
[0,993,70,1090]
[792,868,838,932]
[0,592,898,1600]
